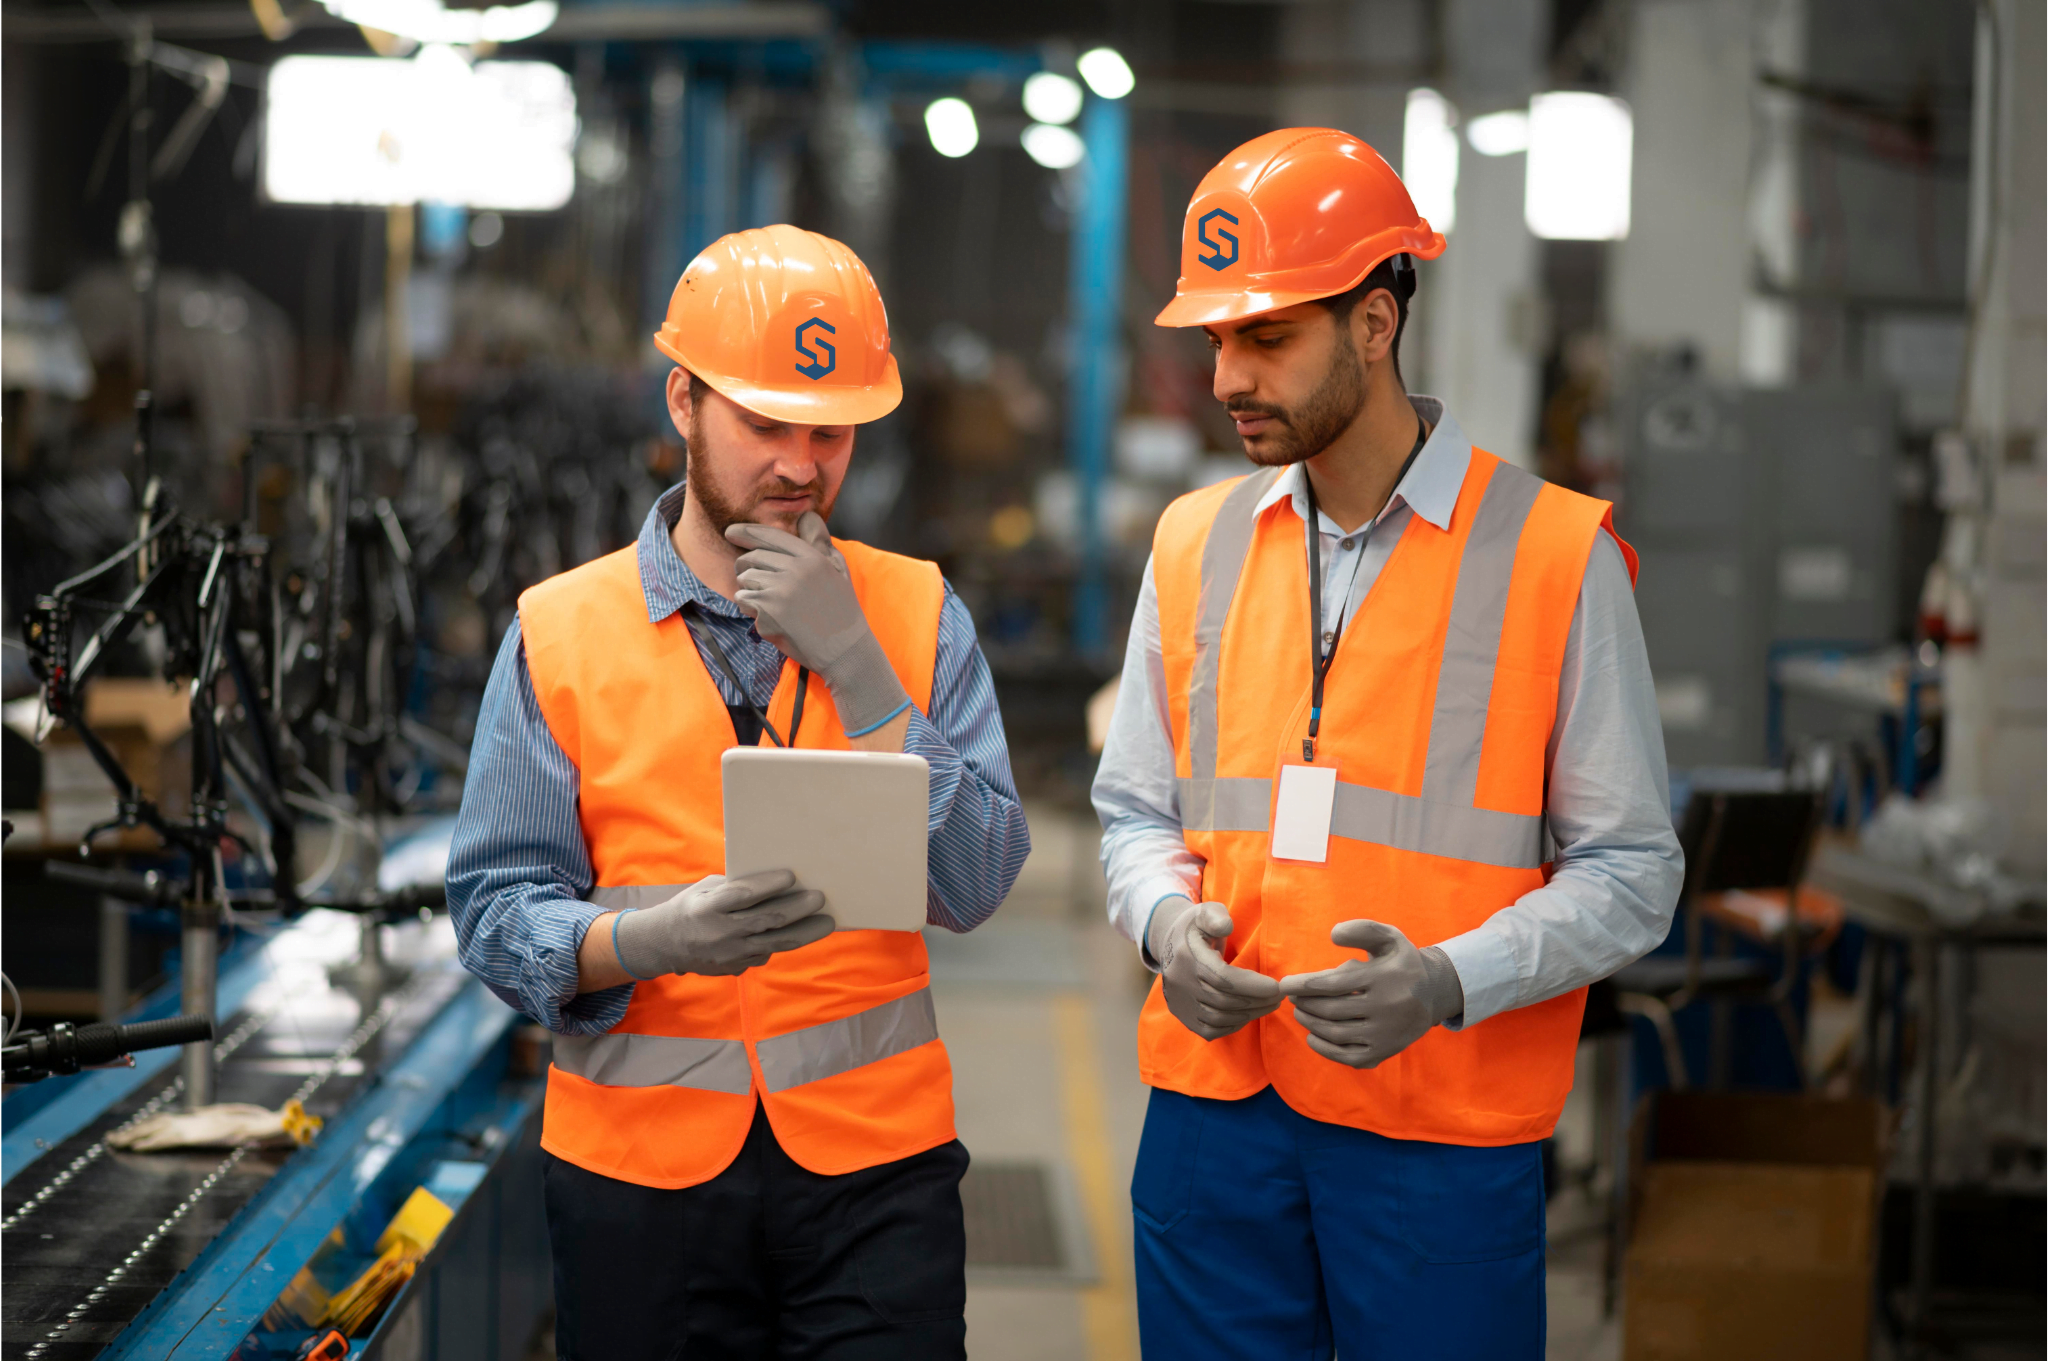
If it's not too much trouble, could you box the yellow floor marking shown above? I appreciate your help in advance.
[1052,992,1139,1361]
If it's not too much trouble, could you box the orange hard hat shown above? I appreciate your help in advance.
[653,224,902,425]
[1154,127,1447,329]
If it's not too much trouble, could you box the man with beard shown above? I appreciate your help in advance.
[1092,130,1681,1357]
[448,225,1028,1360]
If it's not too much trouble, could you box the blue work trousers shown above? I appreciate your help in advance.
[1131,1086,1545,1361]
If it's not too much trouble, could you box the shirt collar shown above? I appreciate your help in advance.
[1249,394,1471,535]
[637,482,749,623]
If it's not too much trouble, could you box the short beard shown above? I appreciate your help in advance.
[684,411,835,534]
[1230,326,1368,467]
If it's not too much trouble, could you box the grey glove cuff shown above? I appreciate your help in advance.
[825,628,912,737]
[1143,895,1196,972]
[1418,945,1465,1026]
[610,906,664,980]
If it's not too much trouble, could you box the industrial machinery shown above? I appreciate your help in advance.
[2,910,549,1361]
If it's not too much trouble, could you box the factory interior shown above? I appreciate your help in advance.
[0,0,2042,1358]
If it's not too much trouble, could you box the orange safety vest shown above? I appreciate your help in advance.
[1146,449,1637,1146]
[517,538,954,1189]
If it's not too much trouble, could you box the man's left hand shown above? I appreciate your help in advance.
[1276,920,1464,1069]
[727,512,910,734]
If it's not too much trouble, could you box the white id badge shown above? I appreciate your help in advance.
[1270,763,1338,863]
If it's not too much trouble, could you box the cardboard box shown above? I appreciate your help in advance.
[1623,1091,1888,1361]
[38,679,192,844]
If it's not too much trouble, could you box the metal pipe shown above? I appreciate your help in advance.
[178,900,220,1109]
[98,897,129,1022]
[385,204,414,414]
[1065,91,1130,657]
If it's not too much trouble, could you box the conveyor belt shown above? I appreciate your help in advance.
[2,912,468,1360]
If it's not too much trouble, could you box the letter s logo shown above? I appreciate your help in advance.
[1195,208,1240,271]
[794,317,837,380]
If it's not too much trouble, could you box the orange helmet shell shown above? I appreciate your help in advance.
[1154,127,1447,329]
[653,224,903,425]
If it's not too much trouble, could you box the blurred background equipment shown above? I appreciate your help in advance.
[0,1,2040,1359]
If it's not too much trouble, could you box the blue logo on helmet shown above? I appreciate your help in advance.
[794,317,837,380]
[1195,208,1240,271]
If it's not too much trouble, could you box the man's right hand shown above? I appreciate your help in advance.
[1147,896,1282,1040]
[613,870,833,978]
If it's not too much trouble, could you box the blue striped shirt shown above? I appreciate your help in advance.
[447,483,1031,1035]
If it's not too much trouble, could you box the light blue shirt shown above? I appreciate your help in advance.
[448,483,1031,1036]
[1091,397,1683,1028]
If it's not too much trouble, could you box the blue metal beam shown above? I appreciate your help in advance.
[682,69,736,264]
[859,40,1040,88]
[1066,92,1130,657]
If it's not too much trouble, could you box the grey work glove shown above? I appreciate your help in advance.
[1277,920,1463,1069]
[611,870,833,979]
[1148,896,1284,1041]
[725,512,911,735]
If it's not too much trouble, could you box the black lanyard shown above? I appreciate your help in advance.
[1300,421,1429,763]
[682,603,808,748]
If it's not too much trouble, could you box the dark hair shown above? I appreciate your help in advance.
[688,371,710,405]
[1317,253,1417,384]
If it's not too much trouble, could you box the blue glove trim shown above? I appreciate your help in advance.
[611,908,656,982]
[843,696,914,738]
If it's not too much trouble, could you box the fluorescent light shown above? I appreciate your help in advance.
[264,52,576,209]
[1077,47,1134,100]
[1022,71,1084,126]
[1021,122,1085,169]
[924,97,978,158]
[1466,109,1529,156]
[1525,92,1632,240]
[320,0,557,45]
[1401,87,1459,235]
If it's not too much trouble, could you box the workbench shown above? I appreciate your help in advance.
[1809,844,2046,1359]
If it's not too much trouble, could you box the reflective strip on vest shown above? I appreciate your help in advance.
[577,884,939,1096]
[1187,468,1282,793]
[1421,462,1547,806]
[1180,462,1548,870]
[553,1031,754,1095]
[754,988,939,1094]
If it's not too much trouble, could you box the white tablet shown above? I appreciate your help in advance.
[721,747,931,932]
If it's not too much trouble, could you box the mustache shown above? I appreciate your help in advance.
[1225,400,1290,423]
[751,477,823,501]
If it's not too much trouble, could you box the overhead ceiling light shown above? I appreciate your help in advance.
[1022,71,1084,126]
[318,0,558,46]
[1021,122,1085,170]
[924,97,978,158]
[1076,47,1134,100]
[1525,91,1632,240]
[1402,87,1459,235]
[1465,109,1530,157]
[264,51,577,209]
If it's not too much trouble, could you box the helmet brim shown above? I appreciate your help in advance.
[1154,230,1448,329]
[655,335,903,426]
[1154,286,1348,329]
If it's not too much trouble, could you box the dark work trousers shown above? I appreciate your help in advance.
[1133,1087,1546,1360]
[544,1102,969,1361]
